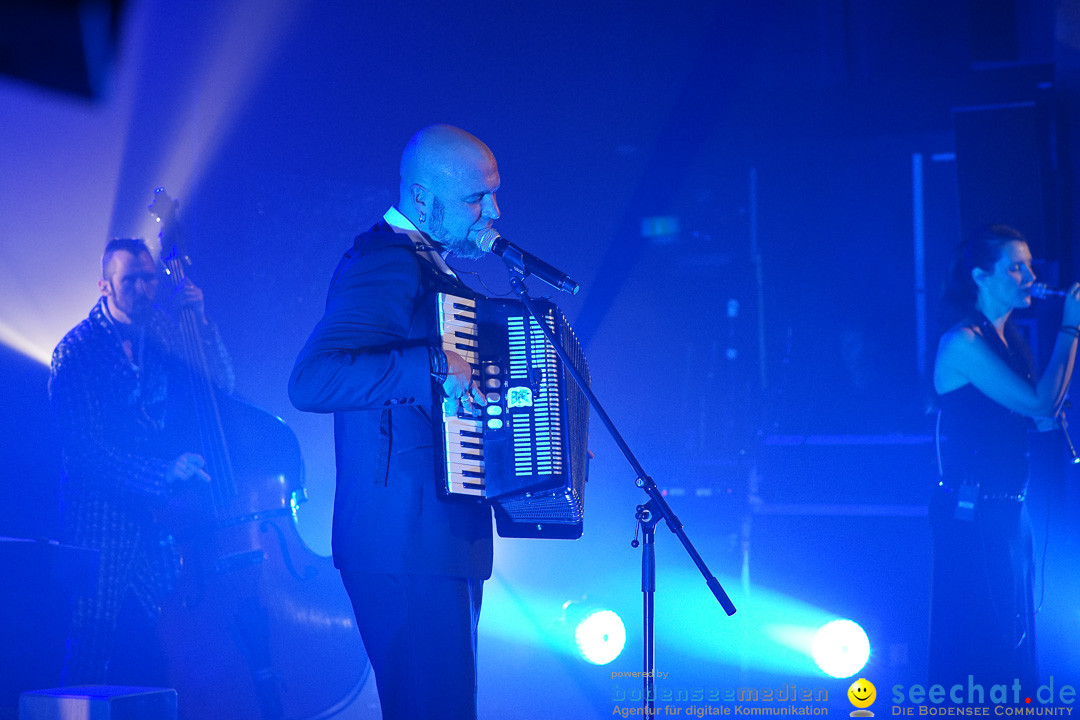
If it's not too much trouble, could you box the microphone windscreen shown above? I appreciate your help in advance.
[477,228,501,252]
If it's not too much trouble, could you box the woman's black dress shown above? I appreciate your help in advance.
[930,317,1038,688]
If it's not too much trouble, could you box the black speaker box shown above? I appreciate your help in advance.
[952,100,1060,259]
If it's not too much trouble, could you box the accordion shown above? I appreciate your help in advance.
[435,292,590,539]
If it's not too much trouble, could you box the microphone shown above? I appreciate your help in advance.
[1031,283,1067,299]
[477,228,580,294]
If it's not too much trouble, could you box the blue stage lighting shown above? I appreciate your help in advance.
[569,606,626,665]
[811,619,870,678]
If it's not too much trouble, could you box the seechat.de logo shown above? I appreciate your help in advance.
[848,678,876,717]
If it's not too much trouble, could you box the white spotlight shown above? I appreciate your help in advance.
[811,619,870,678]
[563,602,626,665]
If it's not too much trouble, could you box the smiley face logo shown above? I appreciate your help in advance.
[848,678,876,709]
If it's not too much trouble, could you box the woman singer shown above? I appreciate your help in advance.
[931,224,1080,687]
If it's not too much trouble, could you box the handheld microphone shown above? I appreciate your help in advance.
[477,228,580,295]
[1031,283,1067,299]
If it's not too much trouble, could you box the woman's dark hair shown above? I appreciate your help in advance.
[943,224,1027,312]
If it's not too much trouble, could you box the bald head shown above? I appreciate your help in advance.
[397,124,501,259]
[399,125,495,197]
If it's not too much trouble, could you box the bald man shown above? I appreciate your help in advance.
[289,125,501,719]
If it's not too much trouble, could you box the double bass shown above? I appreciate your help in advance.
[148,189,368,720]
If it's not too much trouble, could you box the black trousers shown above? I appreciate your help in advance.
[928,490,1038,689]
[340,570,483,720]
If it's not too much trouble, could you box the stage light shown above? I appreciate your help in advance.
[811,619,870,678]
[477,577,627,665]
[562,601,626,665]
[574,608,626,665]
[0,320,52,366]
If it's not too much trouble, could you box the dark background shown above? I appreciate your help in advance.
[2,0,1080,717]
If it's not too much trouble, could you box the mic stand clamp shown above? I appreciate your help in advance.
[502,266,736,718]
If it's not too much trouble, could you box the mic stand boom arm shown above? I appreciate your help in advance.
[503,268,736,716]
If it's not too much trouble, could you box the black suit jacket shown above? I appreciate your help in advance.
[289,221,493,578]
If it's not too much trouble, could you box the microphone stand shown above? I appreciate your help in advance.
[503,269,737,715]
[1059,411,1080,464]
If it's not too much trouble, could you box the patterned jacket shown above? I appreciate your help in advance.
[49,296,233,610]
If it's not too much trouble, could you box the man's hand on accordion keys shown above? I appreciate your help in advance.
[442,349,487,416]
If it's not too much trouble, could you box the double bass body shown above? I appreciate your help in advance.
[158,391,369,720]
